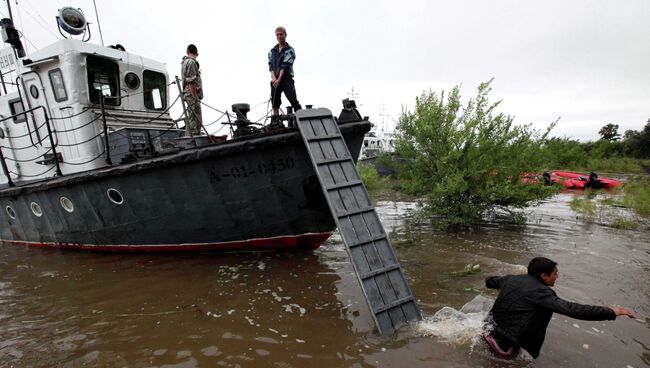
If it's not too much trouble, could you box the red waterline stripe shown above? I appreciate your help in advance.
[0,232,333,253]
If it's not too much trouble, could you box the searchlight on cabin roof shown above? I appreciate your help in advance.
[56,7,90,41]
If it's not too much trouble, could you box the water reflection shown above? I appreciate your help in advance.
[0,249,374,367]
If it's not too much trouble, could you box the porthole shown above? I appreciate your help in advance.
[29,85,39,99]
[30,202,43,217]
[107,188,124,205]
[5,205,16,219]
[60,197,74,213]
[124,72,140,90]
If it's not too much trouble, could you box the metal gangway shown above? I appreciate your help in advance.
[295,108,422,335]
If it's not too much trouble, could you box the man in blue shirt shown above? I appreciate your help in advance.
[268,26,301,118]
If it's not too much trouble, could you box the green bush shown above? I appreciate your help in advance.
[539,137,589,169]
[357,164,388,192]
[393,81,556,225]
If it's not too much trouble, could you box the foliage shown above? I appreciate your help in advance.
[393,80,557,225]
[622,177,650,216]
[537,138,647,173]
[599,123,621,141]
[357,163,388,192]
[622,122,650,158]
[583,157,643,173]
[534,120,650,172]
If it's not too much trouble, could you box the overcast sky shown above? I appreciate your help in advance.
[4,0,649,140]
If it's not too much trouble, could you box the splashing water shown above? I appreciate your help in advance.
[417,295,536,365]
[416,295,494,345]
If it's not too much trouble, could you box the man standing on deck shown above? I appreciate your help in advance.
[181,44,203,136]
[268,26,301,121]
[483,257,636,359]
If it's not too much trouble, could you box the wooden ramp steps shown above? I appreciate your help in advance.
[295,108,422,335]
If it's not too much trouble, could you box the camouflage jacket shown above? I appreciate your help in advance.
[181,56,203,99]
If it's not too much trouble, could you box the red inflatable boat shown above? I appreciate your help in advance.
[543,171,622,189]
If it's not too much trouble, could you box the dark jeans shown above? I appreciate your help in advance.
[271,77,301,111]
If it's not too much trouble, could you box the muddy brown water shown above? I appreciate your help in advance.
[1,192,648,367]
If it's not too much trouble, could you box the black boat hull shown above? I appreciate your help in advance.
[0,121,370,252]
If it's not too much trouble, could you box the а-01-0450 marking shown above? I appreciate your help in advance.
[209,157,296,182]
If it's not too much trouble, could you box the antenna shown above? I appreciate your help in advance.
[92,0,104,46]
[347,86,363,108]
[379,103,389,135]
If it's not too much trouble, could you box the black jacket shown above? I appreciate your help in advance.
[485,274,616,358]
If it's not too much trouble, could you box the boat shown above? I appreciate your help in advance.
[0,8,370,252]
[360,130,395,159]
[0,6,424,337]
[543,171,622,190]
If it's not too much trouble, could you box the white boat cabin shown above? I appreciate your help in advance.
[0,39,177,186]
[361,131,395,159]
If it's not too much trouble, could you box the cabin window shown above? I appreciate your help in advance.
[48,69,68,102]
[8,98,26,124]
[87,55,120,105]
[143,70,166,110]
[29,85,39,99]
[124,72,140,90]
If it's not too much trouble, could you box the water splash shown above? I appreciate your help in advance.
[417,295,536,365]
[416,295,494,344]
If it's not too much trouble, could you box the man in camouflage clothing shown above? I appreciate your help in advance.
[268,26,301,118]
[181,44,203,136]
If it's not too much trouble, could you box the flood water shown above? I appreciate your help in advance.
[1,192,648,367]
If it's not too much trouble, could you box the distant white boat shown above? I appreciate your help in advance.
[361,130,395,159]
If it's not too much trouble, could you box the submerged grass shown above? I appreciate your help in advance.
[451,263,481,277]
[621,177,650,216]
[610,217,639,230]
[570,195,597,222]
[567,179,648,230]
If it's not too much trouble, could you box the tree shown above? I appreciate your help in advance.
[393,81,556,226]
[623,121,650,158]
[623,129,638,140]
[599,123,621,141]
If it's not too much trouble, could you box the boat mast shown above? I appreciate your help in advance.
[92,0,105,46]
[4,0,13,21]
